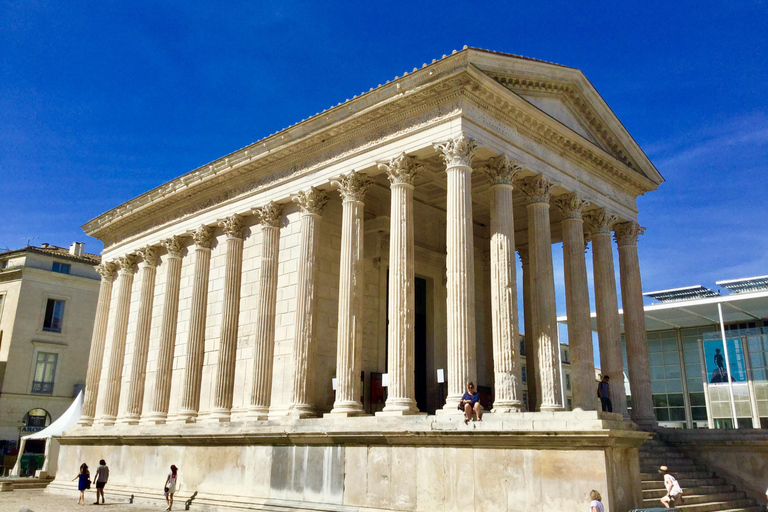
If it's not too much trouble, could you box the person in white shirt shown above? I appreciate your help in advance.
[93,459,109,505]
[164,464,178,511]
[588,490,604,512]
[659,465,684,508]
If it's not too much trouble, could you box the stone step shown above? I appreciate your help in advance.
[642,471,716,480]
[640,460,701,471]
[643,485,736,499]
[643,492,745,506]
[641,477,726,490]
[639,499,759,512]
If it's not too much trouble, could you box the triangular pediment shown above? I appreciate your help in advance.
[517,92,601,145]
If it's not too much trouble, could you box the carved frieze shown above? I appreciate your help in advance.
[613,221,646,247]
[292,187,329,216]
[434,133,477,168]
[253,201,283,228]
[191,225,214,248]
[552,193,590,220]
[137,246,158,267]
[516,175,553,204]
[478,154,522,186]
[219,214,245,239]
[161,235,185,258]
[379,153,421,186]
[331,171,371,202]
[584,208,618,235]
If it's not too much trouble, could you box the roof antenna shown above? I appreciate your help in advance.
[23,236,39,247]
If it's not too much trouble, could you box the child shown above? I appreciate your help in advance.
[659,465,684,508]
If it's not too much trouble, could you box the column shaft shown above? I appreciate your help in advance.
[211,215,245,422]
[250,203,282,418]
[101,255,137,424]
[518,247,538,411]
[79,263,117,425]
[147,236,184,423]
[616,222,656,425]
[178,225,213,422]
[123,247,158,423]
[289,188,328,417]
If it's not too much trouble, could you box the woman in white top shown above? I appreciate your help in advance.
[589,490,604,512]
[659,465,684,508]
[164,465,178,511]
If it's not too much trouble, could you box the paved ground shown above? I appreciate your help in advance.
[0,489,163,512]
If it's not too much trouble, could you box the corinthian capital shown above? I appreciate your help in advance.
[219,214,245,239]
[117,254,137,275]
[292,187,329,215]
[552,193,590,220]
[516,245,530,266]
[479,155,522,186]
[161,235,185,258]
[95,261,117,282]
[613,221,646,247]
[516,174,553,204]
[434,133,477,168]
[137,246,158,267]
[584,208,618,235]
[331,171,371,202]
[191,225,214,248]
[378,152,420,186]
[253,201,282,228]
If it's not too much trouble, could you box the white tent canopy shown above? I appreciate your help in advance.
[10,391,82,477]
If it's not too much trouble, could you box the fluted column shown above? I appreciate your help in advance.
[177,225,214,423]
[585,209,628,418]
[517,246,538,411]
[79,262,117,425]
[328,172,371,416]
[518,175,563,412]
[615,221,656,426]
[378,154,420,414]
[435,134,478,411]
[210,215,245,422]
[288,187,328,418]
[553,193,596,411]
[249,202,282,419]
[481,155,523,412]
[146,236,184,424]
[122,247,158,424]
[100,255,137,425]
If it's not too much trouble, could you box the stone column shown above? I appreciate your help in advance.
[553,193,596,411]
[146,236,184,424]
[615,221,656,426]
[517,246,537,411]
[435,134,478,411]
[329,171,371,415]
[378,154,420,414]
[177,225,214,423]
[101,254,137,425]
[122,246,158,424]
[210,215,245,422]
[288,187,328,417]
[79,262,117,425]
[518,175,563,412]
[249,202,282,419]
[585,209,627,418]
[481,155,523,412]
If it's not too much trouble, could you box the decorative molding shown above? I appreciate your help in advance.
[434,133,477,168]
[161,235,185,258]
[191,225,214,248]
[478,154,522,186]
[253,201,282,228]
[584,208,618,235]
[292,187,329,215]
[516,174,553,204]
[137,246,158,267]
[95,262,117,282]
[613,221,645,247]
[516,245,530,266]
[219,214,245,239]
[331,171,372,202]
[117,255,137,274]
[378,153,421,186]
[552,192,590,220]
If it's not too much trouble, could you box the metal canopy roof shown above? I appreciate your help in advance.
[716,275,768,294]
[643,285,720,303]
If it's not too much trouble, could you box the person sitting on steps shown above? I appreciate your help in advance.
[460,381,483,425]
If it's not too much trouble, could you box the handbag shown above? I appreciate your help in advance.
[164,486,169,494]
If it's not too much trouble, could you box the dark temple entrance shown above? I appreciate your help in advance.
[414,277,427,413]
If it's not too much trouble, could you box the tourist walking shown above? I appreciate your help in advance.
[588,490,604,512]
[71,463,90,505]
[164,464,178,511]
[597,375,612,412]
[93,459,109,504]
[659,465,684,508]
[460,381,483,424]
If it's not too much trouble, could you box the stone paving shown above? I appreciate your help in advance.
[0,489,162,512]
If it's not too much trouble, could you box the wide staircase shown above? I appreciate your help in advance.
[639,435,762,512]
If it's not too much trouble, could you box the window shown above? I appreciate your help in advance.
[0,260,7,269]
[52,262,70,274]
[522,365,527,383]
[566,398,572,411]
[562,349,570,364]
[42,299,65,332]
[520,338,525,356]
[31,352,58,394]
[565,372,571,390]
[0,294,4,320]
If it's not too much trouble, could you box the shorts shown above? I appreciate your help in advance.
[96,482,106,489]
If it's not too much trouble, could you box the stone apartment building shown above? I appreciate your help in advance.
[0,243,100,458]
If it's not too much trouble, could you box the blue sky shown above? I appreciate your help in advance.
[2,1,767,313]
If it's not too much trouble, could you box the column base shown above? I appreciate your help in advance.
[173,411,199,423]
[491,401,524,414]
[139,412,168,425]
[381,397,419,414]
[207,408,232,423]
[287,404,316,419]
[247,406,270,421]
[95,415,117,427]
[632,417,658,430]
[77,417,94,427]
[328,400,365,416]
[441,396,463,413]
[540,404,566,412]
[117,414,141,425]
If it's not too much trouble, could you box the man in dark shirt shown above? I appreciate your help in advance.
[597,375,612,412]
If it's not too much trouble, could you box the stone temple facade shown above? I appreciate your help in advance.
[50,47,664,511]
